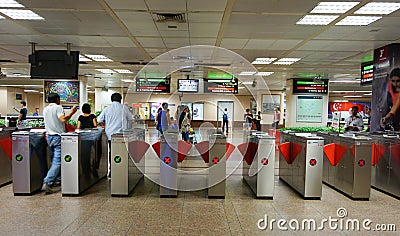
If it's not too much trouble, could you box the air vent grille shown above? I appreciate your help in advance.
[156,13,186,23]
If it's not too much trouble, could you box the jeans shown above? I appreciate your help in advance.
[222,120,228,132]
[43,135,61,185]
[274,121,279,129]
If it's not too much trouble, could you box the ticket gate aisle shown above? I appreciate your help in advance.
[61,128,107,195]
[279,133,324,199]
[0,128,13,187]
[159,130,179,197]
[111,128,147,196]
[12,130,48,195]
[318,133,372,200]
[207,133,227,198]
[369,134,400,199]
[242,132,275,199]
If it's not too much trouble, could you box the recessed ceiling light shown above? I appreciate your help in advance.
[79,55,92,62]
[121,79,135,83]
[239,71,256,76]
[96,69,114,74]
[0,9,44,20]
[296,15,339,25]
[114,69,133,74]
[85,54,113,62]
[310,2,360,14]
[241,81,254,85]
[256,72,274,76]
[0,0,24,8]
[251,58,277,64]
[335,16,382,26]
[355,2,400,15]
[273,58,301,65]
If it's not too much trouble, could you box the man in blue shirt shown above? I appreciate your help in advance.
[97,93,133,178]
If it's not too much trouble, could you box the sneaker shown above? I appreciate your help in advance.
[41,183,61,194]
[54,181,61,186]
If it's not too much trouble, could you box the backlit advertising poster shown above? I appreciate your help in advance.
[138,103,149,120]
[328,101,371,124]
[150,102,162,120]
[192,103,204,121]
[371,43,400,131]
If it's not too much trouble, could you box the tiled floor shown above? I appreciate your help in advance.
[0,128,399,235]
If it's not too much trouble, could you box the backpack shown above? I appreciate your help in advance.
[223,113,228,121]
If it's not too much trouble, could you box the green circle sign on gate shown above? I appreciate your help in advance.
[65,155,72,162]
[114,156,122,163]
[15,154,23,162]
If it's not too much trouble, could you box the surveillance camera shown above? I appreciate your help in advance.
[252,81,257,87]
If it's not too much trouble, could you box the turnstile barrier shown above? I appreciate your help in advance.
[240,132,275,199]
[279,132,324,199]
[0,128,13,187]
[369,134,400,199]
[111,128,147,196]
[317,132,372,200]
[12,130,47,195]
[61,128,107,195]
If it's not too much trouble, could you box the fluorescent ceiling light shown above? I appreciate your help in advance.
[239,71,256,76]
[96,69,114,74]
[296,15,339,25]
[114,69,133,74]
[85,54,113,62]
[0,15,4,19]
[238,86,246,89]
[121,79,135,83]
[79,55,92,62]
[251,58,277,64]
[0,9,44,20]
[364,93,372,96]
[335,16,382,26]
[24,89,39,93]
[355,2,400,15]
[0,0,24,8]
[343,95,362,98]
[273,58,301,65]
[256,72,274,76]
[310,2,360,13]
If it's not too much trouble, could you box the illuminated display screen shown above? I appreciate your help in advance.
[203,78,238,94]
[178,79,199,93]
[361,62,373,86]
[45,81,79,103]
[136,78,170,93]
[293,79,328,94]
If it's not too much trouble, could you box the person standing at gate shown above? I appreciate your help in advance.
[222,108,229,134]
[273,107,280,129]
[42,93,77,194]
[12,101,28,128]
[97,93,133,178]
[156,103,170,135]
[256,111,262,131]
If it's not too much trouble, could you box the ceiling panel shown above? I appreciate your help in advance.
[117,12,159,37]
[50,35,111,47]
[18,0,103,9]
[220,39,249,49]
[156,22,188,31]
[104,37,135,47]
[75,47,148,61]
[145,0,187,11]
[105,0,147,10]
[0,20,36,34]
[187,13,223,23]
[190,38,216,45]
[20,11,126,36]
[233,0,319,13]
[270,40,302,50]
[136,37,165,48]
[189,23,220,37]
[187,0,227,11]
[244,39,275,50]
[158,30,189,37]
[0,34,57,46]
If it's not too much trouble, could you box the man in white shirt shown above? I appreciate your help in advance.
[42,93,77,194]
[344,106,364,132]
[97,93,133,178]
